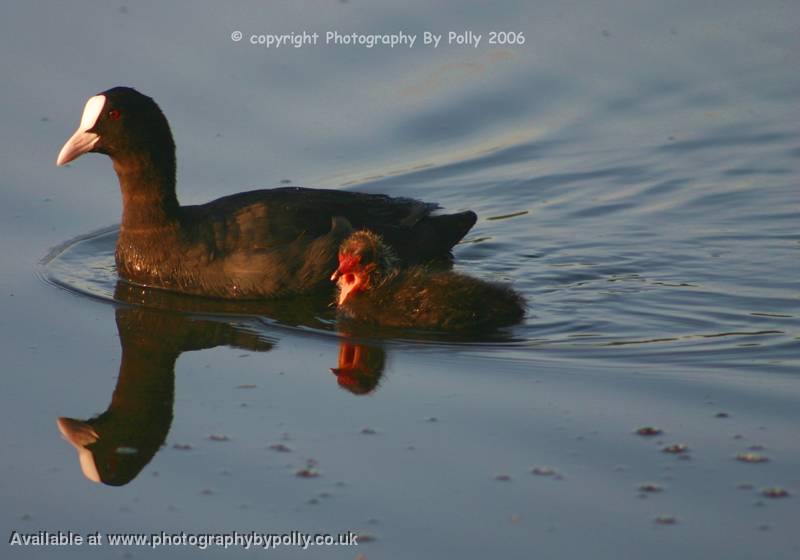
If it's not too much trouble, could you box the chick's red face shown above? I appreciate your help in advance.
[331,252,372,305]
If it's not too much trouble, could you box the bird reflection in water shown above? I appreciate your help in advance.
[331,340,386,395]
[57,281,386,486]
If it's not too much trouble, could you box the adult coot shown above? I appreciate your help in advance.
[56,87,477,299]
[332,230,525,331]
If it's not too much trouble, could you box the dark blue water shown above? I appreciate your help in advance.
[3,1,799,559]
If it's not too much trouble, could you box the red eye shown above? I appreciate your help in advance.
[108,109,121,120]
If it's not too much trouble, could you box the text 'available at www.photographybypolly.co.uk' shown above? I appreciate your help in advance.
[8,530,360,551]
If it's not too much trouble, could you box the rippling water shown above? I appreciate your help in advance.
[42,117,800,365]
[3,1,800,559]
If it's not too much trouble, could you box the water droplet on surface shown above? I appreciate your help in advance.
[636,427,662,436]
[638,483,664,493]
[761,487,790,499]
[736,453,769,463]
[654,515,677,525]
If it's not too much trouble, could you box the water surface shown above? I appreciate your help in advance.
[2,1,799,558]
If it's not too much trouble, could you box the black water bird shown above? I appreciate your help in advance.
[57,87,476,299]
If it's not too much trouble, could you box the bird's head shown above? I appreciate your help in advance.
[331,231,397,306]
[56,87,173,167]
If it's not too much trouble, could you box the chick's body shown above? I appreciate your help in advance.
[335,230,525,331]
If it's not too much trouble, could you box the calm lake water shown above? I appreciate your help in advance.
[2,1,798,558]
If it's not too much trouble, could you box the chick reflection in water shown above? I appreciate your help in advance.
[331,340,386,395]
[57,282,385,485]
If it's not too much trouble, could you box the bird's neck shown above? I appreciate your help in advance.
[113,151,179,231]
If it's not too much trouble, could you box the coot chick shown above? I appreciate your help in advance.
[56,87,477,299]
[332,231,525,331]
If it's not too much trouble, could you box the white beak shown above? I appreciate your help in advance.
[57,417,101,483]
[56,95,106,166]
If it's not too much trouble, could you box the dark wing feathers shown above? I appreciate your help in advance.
[182,187,441,254]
